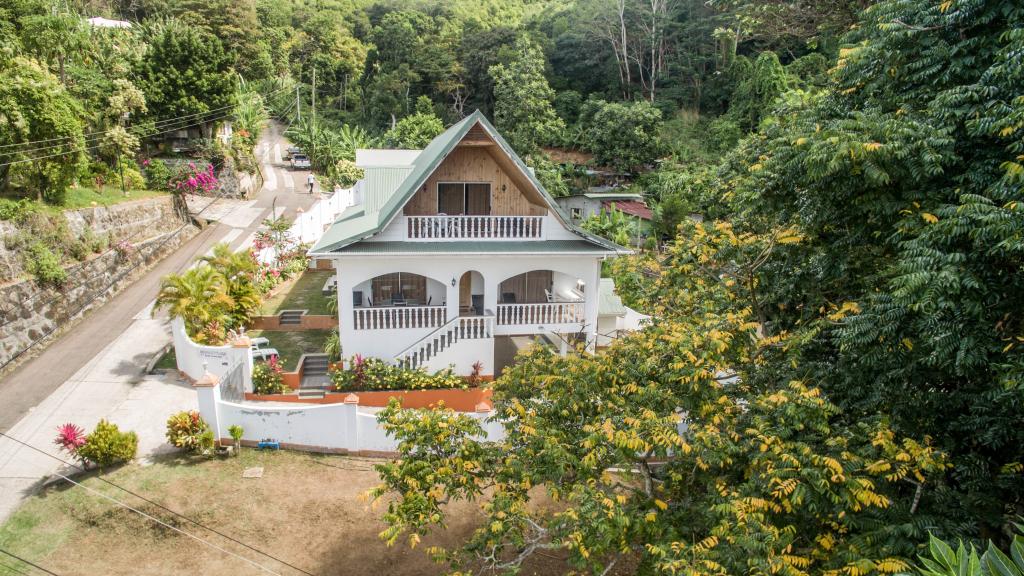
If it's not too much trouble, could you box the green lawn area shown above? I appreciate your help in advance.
[261,269,335,316]
[152,347,176,371]
[0,450,566,576]
[249,329,333,371]
[61,186,169,210]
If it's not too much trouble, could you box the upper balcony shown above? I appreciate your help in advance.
[404,215,545,241]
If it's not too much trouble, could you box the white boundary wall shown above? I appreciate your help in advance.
[172,317,253,387]
[195,381,505,453]
[257,186,355,264]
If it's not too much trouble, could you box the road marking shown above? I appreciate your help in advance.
[262,164,277,190]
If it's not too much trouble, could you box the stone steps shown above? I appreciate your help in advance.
[279,310,304,325]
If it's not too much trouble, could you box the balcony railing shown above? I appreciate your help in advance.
[406,215,544,241]
[496,302,585,326]
[353,305,446,330]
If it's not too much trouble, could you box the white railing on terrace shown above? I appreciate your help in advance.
[353,305,446,330]
[496,302,585,326]
[406,215,544,241]
[396,315,494,370]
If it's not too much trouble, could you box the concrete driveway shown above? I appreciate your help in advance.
[0,122,319,520]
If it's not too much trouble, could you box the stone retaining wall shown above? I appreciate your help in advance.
[0,196,196,369]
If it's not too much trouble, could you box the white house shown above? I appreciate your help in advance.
[309,111,631,377]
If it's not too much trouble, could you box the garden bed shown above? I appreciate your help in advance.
[245,387,493,411]
[260,269,335,316]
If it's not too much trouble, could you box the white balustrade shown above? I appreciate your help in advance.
[496,302,585,326]
[353,306,446,330]
[396,315,495,370]
[406,215,544,240]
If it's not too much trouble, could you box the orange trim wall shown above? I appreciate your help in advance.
[244,387,493,412]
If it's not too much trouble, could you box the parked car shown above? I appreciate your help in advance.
[290,154,311,170]
[283,146,302,161]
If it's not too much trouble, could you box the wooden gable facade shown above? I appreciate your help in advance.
[402,123,548,217]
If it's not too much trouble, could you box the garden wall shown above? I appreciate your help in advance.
[0,196,195,368]
[197,379,504,455]
[171,317,253,384]
[245,387,493,411]
[249,314,336,331]
[256,186,355,264]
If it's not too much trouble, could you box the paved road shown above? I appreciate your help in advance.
[0,122,319,519]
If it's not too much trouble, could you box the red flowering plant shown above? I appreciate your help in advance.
[54,423,88,467]
[171,162,219,195]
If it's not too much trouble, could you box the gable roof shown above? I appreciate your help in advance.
[310,110,628,255]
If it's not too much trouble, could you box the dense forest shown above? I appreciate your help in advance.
[2,0,1023,574]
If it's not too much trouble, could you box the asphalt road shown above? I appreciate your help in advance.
[0,122,317,432]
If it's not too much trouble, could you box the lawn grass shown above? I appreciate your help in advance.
[0,450,568,575]
[249,329,333,371]
[261,270,335,316]
[152,347,177,371]
[61,186,169,210]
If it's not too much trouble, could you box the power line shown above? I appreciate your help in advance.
[0,557,31,576]
[0,549,60,576]
[0,84,294,153]
[0,432,319,576]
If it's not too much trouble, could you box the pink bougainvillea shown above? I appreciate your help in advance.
[172,162,219,194]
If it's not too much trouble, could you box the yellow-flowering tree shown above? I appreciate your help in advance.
[373,221,946,575]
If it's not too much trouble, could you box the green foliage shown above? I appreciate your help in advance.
[326,159,364,189]
[135,19,236,127]
[199,242,261,329]
[580,207,637,246]
[143,158,173,190]
[330,357,465,392]
[526,154,569,197]
[0,56,85,204]
[23,242,66,288]
[489,36,565,156]
[372,221,948,574]
[910,533,1024,576]
[165,411,211,453]
[581,99,663,171]
[252,359,288,395]
[324,329,341,362]
[383,102,444,149]
[228,424,244,443]
[78,420,138,468]
[726,51,789,132]
[153,264,233,344]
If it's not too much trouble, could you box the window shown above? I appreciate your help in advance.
[570,207,582,219]
[437,183,491,215]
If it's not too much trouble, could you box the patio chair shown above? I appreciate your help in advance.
[353,291,363,308]
[391,293,407,307]
[544,289,554,303]
[501,292,517,304]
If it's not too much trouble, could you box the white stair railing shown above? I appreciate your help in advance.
[406,216,544,240]
[496,302,585,326]
[395,316,494,370]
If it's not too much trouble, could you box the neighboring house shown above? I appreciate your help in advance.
[596,278,651,348]
[309,111,631,377]
[556,190,653,225]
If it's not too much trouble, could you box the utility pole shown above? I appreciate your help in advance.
[296,84,301,121]
[312,67,317,127]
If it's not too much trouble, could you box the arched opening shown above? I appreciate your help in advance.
[498,270,554,304]
[458,270,484,315]
[352,272,446,308]
[496,270,586,327]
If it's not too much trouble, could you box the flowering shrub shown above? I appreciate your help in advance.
[114,239,135,261]
[77,420,138,468]
[165,411,212,453]
[253,356,289,395]
[330,356,465,392]
[171,162,218,195]
[54,423,88,467]
[142,158,173,190]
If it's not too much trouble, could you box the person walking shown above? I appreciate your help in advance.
[306,173,315,195]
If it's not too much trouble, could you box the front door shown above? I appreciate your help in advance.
[459,271,472,314]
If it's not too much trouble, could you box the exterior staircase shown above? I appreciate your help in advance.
[395,315,494,370]
[279,310,304,326]
[298,353,331,398]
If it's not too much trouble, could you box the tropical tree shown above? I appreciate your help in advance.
[135,19,236,137]
[153,265,233,343]
[199,242,260,329]
[0,56,85,203]
[382,97,444,149]
[580,98,663,171]
[580,206,637,246]
[373,221,947,575]
[489,36,565,156]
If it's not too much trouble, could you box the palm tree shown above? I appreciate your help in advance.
[153,265,234,342]
[200,243,261,329]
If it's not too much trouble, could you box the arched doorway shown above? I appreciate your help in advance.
[459,270,484,315]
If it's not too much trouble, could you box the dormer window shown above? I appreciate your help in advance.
[438,182,491,215]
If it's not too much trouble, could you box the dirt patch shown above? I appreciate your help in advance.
[542,147,594,165]
[0,450,574,575]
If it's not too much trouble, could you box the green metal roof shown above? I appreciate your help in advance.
[310,110,629,255]
[333,240,614,254]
